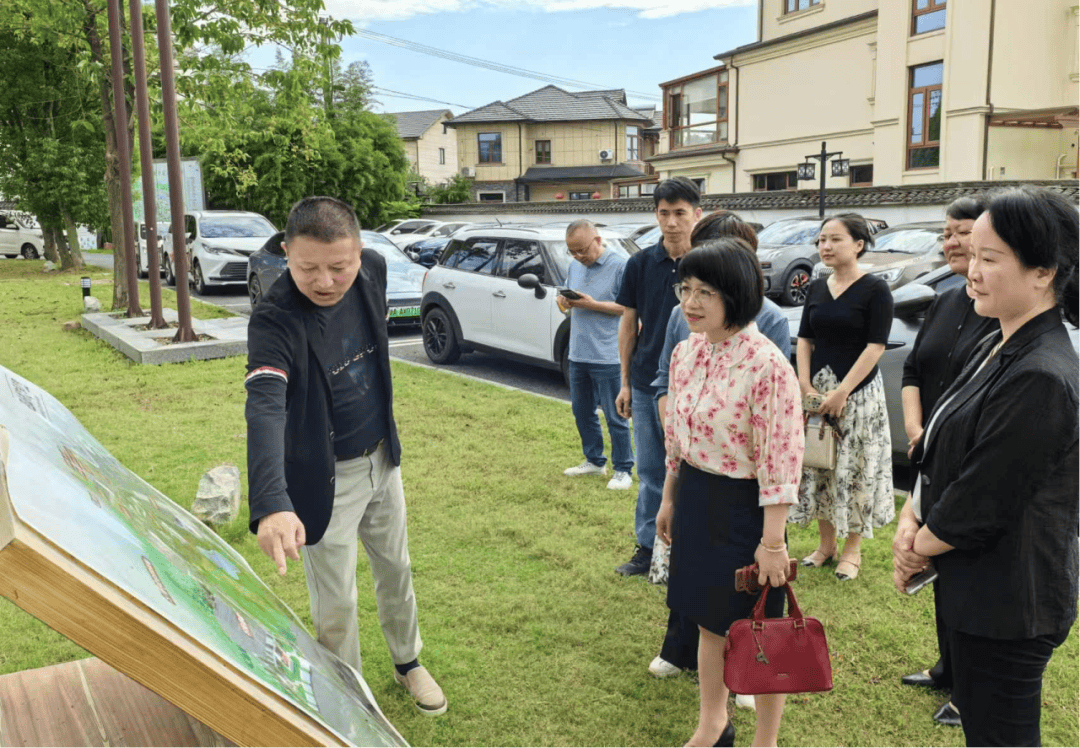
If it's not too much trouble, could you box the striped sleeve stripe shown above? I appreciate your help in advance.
[245,366,288,384]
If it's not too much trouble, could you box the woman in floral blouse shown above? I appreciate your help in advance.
[655,239,804,748]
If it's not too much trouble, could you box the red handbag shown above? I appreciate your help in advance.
[723,583,833,695]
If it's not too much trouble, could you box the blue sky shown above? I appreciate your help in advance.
[317,0,758,116]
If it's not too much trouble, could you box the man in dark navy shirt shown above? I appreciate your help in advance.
[245,197,446,716]
[614,178,702,575]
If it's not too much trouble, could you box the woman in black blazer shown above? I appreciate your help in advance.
[892,196,998,726]
[893,186,1078,747]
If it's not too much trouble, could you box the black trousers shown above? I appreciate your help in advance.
[927,580,952,688]
[949,627,1070,747]
[659,609,700,670]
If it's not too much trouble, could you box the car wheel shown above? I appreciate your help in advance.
[163,254,176,286]
[21,243,40,260]
[248,273,263,306]
[781,266,812,306]
[422,307,461,364]
[192,260,207,295]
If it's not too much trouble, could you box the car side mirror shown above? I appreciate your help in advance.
[517,273,547,299]
[893,283,936,318]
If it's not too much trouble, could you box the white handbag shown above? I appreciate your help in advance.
[804,414,840,470]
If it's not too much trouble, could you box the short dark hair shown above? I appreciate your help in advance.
[820,212,875,258]
[653,177,701,209]
[284,196,361,244]
[984,186,1079,327]
[945,195,987,222]
[678,238,764,330]
[690,211,759,251]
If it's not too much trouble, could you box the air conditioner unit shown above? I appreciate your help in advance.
[461,166,476,178]
[598,149,614,161]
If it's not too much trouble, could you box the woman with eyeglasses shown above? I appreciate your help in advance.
[655,239,804,747]
[789,213,895,582]
[896,186,1078,747]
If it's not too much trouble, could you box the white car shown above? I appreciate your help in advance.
[0,212,45,259]
[380,219,444,249]
[162,210,276,294]
[420,225,639,383]
[135,221,170,279]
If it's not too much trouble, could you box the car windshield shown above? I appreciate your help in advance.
[756,220,823,246]
[632,225,661,248]
[201,215,276,238]
[547,237,638,276]
[361,232,415,268]
[870,229,942,255]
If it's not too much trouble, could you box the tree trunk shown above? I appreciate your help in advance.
[41,227,60,264]
[59,209,86,271]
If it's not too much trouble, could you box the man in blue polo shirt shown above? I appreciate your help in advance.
[558,220,633,490]
[614,177,702,576]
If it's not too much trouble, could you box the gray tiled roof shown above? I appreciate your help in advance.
[384,109,450,139]
[447,85,650,126]
[518,165,647,183]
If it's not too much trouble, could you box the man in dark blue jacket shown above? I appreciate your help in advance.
[245,196,446,716]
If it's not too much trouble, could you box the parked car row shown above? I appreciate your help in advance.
[0,211,44,259]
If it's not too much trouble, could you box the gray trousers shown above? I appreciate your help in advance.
[301,442,422,672]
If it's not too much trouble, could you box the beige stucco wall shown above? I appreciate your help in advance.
[986,126,1079,180]
[415,114,459,185]
[760,0,877,44]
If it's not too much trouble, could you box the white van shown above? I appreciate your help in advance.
[0,212,45,259]
[135,221,170,278]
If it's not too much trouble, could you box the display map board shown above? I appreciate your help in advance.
[0,364,407,747]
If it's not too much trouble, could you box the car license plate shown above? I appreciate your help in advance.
[388,305,420,319]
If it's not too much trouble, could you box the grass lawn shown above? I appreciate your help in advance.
[0,261,1076,747]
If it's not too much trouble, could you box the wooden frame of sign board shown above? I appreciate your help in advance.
[0,433,346,747]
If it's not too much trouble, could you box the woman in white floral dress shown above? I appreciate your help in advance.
[655,239,804,747]
[790,213,895,581]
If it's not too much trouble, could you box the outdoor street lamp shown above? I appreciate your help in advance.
[799,141,850,219]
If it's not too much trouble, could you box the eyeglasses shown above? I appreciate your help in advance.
[673,283,719,304]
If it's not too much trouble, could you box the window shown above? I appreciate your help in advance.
[912,0,946,35]
[535,140,552,164]
[908,61,943,169]
[497,240,546,283]
[445,238,498,273]
[752,171,798,191]
[477,192,505,202]
[783,0,821,14]
[666,69,728,150]
[691,177,706,194]
[478,132,502,163]
[849,164,873,186]
[626,127,640,160]
[569,192,593,201]
[439,147,446,165]
[442,124,448,135]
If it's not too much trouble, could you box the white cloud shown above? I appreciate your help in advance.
[323,0,753,23]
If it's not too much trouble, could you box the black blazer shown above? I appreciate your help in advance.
[914,308,1078,639]
[245,248,402,545]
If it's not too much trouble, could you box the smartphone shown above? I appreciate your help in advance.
[558,288,583,300]
[905,566,938,595]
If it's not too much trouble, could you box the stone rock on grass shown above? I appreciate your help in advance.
[83,296,101,312]
[192,464,241,526]
[62,321,81,332]
[42,261,56,271]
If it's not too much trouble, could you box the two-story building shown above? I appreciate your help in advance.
[386,109,459,187]
[446,86,655,202]
[648,0,1078,193]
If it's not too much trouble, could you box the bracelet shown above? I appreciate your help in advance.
[759,540,787,553]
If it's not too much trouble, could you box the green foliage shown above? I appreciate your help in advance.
[427,174,474,205]
[1,262,1077,748]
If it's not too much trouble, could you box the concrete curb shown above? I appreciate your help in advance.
[81,308,248,365]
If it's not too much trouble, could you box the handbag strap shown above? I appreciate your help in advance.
[751,582,804,621]
[803,412,846,441]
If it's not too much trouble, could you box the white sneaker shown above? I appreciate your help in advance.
[607,471,633,490]
[735,693,756,710]
[648,655,681,678]
[563,461,607,476]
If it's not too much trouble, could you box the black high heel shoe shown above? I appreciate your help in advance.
[713,722,735,747]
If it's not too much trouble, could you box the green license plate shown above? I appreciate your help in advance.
[388,305,420,319]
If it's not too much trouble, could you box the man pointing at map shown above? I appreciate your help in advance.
[244,196,447,717]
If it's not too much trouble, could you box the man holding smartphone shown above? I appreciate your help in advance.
[558,220,633,490]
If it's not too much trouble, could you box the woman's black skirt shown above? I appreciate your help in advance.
[666,462,785,636]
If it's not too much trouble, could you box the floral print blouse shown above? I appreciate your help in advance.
[665,327,804,506]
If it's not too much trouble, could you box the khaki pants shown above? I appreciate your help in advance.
[301,442,422,672]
